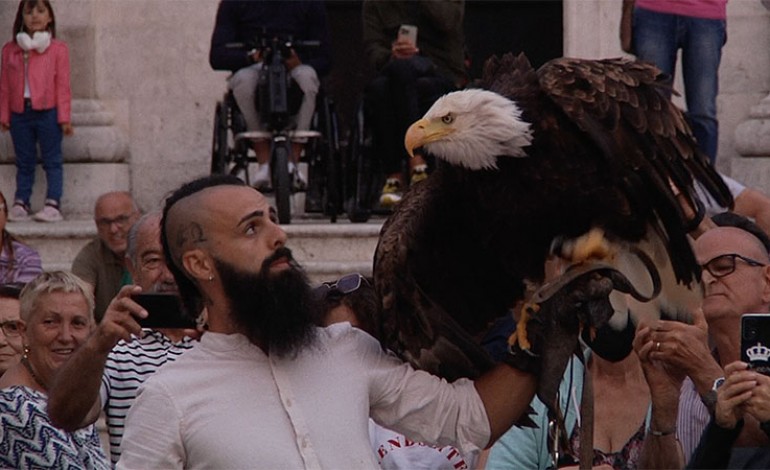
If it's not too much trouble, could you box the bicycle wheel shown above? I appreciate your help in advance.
[272,140,292,224]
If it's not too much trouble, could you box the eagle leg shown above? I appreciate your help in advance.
[507,302,540,352]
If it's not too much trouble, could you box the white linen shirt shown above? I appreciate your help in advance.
[116,323,490,469]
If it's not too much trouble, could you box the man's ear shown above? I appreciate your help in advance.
[181,249,214,282]
[760,265,770,304]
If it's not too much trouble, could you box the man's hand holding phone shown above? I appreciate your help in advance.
[392,24,418,59]
[91,285,148,354]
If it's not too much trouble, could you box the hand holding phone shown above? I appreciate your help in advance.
[132,293,197,329]
[397,24,418,46]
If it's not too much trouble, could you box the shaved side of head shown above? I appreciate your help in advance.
[161,175,247,315]
[165,192,212,272]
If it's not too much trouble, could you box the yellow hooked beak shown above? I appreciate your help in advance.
[404,118,454,158]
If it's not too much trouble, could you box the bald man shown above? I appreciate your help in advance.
[635,213,770,467]
[114,175,558,468]
[72,191,140,321]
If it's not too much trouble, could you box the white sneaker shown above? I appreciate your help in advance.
[252,163,271,191]
[33,201,63,222]
[8,202,30,222]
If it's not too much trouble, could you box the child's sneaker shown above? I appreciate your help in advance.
[8,202,30,222]
[33,200,63,223]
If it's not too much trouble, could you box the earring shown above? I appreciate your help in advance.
[208,274,214,282]
[22,345,29,358]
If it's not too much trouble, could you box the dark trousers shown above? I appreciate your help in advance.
[365,57,454,175]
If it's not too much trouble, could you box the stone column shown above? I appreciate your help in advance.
[0,0,129,218]
[732,1,770,190]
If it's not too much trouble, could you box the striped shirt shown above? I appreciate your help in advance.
[677,377,711,465]
[0,240,43,283]
[100,329,196,465]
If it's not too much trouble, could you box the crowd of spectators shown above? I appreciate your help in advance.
[1,0,770,469]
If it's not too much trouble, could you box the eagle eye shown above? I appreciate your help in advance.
[441,114,454,124]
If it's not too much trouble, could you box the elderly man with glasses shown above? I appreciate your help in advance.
[634,212,770,467]
[72,191,141,321]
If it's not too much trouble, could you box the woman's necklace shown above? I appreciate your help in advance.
[21,355,47,391]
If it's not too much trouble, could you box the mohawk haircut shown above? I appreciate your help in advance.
[160,174,247,319]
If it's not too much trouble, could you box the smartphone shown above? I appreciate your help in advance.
[132,293,197,329]
[397,24,418,46]
[741,313,770,375]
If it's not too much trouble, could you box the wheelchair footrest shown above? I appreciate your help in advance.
[234,130,322,143]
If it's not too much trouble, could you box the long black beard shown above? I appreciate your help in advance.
[215,247,319,357]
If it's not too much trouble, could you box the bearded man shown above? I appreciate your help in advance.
[101,174,556,469]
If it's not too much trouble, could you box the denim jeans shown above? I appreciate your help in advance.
[633,7,726,164]
[9,104,63,206]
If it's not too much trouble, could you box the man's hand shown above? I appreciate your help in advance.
[391,38,419,60]
[61,122,74,136]
[0,123,9,132]
[715,361,755,429]
[92,285,148,354]
[639,307,722,393]
[284,49,301,71]
[739,362,770,423]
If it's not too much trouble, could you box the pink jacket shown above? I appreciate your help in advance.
[0,38,71,125]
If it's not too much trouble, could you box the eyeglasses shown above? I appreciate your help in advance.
[313,273,369,300]
[0,320,21,337]
[701,253,767,279]
[96,212,136,228]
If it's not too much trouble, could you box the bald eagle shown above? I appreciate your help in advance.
[373,54,732,391]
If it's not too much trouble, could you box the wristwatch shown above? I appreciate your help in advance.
[701,376,725,414]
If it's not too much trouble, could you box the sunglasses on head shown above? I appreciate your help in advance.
[314,273,369,300]
[700,253,767,279]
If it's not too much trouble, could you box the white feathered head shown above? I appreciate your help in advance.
[404,89,533,170]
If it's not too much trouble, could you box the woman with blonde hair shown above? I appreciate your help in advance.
[0,271,109,468]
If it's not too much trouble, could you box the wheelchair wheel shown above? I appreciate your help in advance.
[344,103,374,223]
[316,94,343,221]
[272,140,292,224]
[211,102,229,174]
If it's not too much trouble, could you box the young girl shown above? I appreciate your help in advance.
[0,0,72,222]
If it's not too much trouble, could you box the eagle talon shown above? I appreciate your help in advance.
[509,301,540,352]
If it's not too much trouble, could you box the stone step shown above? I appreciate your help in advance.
[7,217,385,284]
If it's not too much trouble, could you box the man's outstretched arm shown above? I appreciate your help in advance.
[49,285,147,430]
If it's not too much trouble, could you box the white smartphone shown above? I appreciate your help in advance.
[397,24,418,46]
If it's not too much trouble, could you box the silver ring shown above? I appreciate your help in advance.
[656,341,661,351]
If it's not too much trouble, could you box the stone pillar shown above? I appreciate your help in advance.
[732,1,770,191]
[0,0,129,218]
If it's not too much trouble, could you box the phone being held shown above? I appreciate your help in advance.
[132,293,197,330]
[397,24,418,46]
[741,313,770,376]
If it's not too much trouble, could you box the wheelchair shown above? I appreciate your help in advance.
[210,36,343,225]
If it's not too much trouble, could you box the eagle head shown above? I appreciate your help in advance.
[404,89,533,171]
